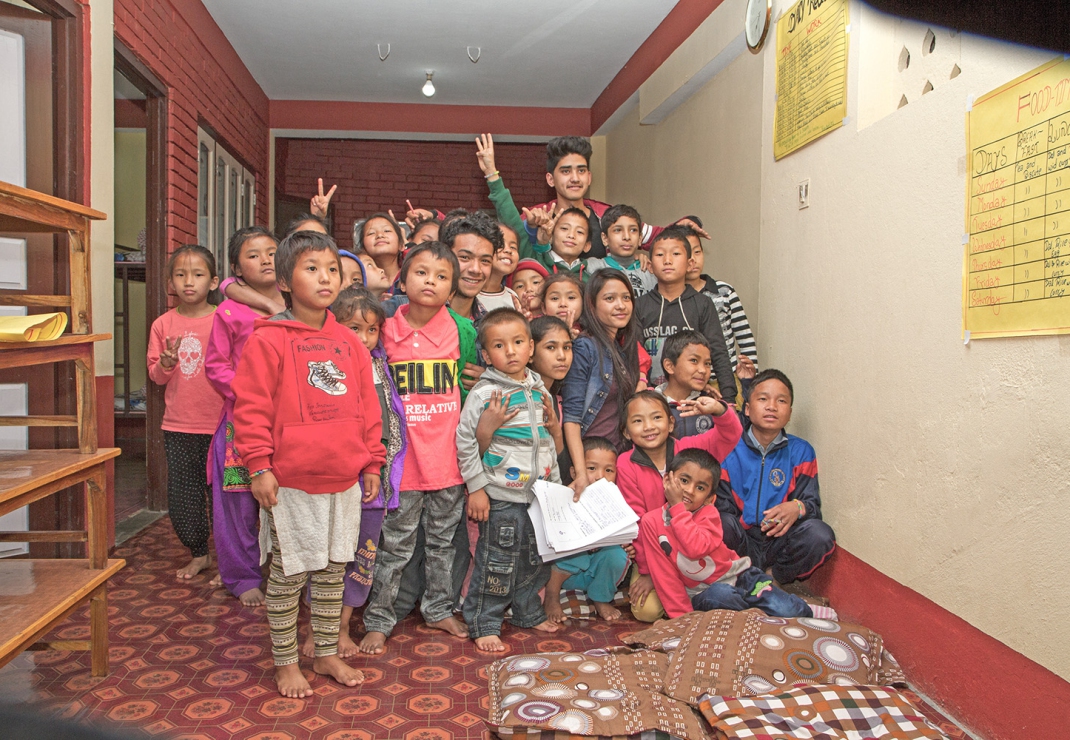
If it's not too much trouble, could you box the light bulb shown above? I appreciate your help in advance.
[422,73,435,97]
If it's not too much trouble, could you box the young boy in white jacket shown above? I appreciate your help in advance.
[456,308,562,653]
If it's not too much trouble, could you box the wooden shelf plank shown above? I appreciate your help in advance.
[0,180,106,223]
[0,333,112,370]
[0,449,120,507]
[0,333,111,351]
[0,558,125,670]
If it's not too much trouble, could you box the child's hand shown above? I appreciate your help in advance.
[676,218,710,240]
[569,470,590,502]
[637,251,652,272]
[361,473,381,504]
[403,200,434,229]
[522,205,557,245]
[159,336,182,369]
[635,378,648,392]
[467,489,491,522]
[475,133,498,178]
[677,395,726,418]
[629,573,655,607]
[735,355,756,380]
[761,501,802,538]
[477,390,520,441]
[251,470,279,509]
[310,178,337,218]
[663,471,685,508]
[623,543,637,560]
[541,393,563,450]
[461,363,485,391]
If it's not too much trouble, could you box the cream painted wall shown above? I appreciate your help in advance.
[603,49,764,338]
[113,130,146,248]
[601,0,1070,679]
[90,0,115,375]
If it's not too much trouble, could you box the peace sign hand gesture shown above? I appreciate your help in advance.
[522,204,558,245]
[310,178,337,218]
[159,336,182,369]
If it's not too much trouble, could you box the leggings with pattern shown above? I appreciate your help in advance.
[163,431,213,558]
[265,512,345,666]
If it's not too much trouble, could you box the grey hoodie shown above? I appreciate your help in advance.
[635,285,737,405]
[456,367,561,504]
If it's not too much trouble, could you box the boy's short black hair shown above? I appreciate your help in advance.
[399,240,460,296]
[411,217,442,239]
[667,447,721,480]
[285,212,327,236]
[600,204,642,233]
[546,136,593,172]
[582,436,616,456]
[650,225,693,258]
[275,230,340,308]
[748,368,794,405]
[440,210,505,253]
[332,285,385,327]
[661,330,711,375]
[677,223,701,242]
[477,307,530,347]
[227,225,277,274]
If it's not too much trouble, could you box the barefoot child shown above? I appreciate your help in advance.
[233,230,384,698]
[360,242,472,655]
[147,245,223,580]
[635,449,815,619]
[543,436,629,624]
[206,227,284,606]
[457,308,562,652]
[615,390,742,622]
[300,287,406,659]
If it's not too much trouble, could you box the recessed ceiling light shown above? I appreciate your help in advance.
[422,72,435,97]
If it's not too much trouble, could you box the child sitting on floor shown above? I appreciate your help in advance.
[635,449,816,620]
[543,436,629,623]
[232,230,385,698]
[457,308,562,652]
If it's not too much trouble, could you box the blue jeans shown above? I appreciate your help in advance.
[462,500,549,639]
[691,566,812,618]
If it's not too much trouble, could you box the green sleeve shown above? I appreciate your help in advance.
[487,177,537,259]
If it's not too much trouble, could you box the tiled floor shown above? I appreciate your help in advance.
[0,519,974,739]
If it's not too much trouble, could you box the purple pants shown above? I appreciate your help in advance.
[210,421,262,598]
[343,507,387,608]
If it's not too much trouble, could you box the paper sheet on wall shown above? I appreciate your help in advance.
[773,0,850,160]
[964,57,1070,338]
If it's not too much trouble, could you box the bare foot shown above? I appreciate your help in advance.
[427,615,468,638]
[301,629,316,659]
[593,601,622,621]
[358,631,387,655]
[337,630,359,659]
[543,594,567,623]
[274,663,313,698]
[532,619,561,633]
[177,554,211,580]
[313,654,364,686]
[239,587,265,607]
[474,635,508,652]
[208,573,222,588]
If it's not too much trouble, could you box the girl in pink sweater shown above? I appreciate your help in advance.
[147,245,224,580]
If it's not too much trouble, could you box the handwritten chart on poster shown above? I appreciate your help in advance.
[966,57,1070,338]
[773,0,849,160]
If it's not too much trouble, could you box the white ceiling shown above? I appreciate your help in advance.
[201,0,679,107]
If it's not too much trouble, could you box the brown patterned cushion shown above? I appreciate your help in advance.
[697,684,949,739]
[486,648,713,740]
[645,609,904,704]
[623,611,707,652]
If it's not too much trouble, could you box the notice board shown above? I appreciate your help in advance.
[965,57,1070,338]
[773,0,850,160]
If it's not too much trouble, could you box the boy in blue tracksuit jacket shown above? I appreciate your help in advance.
[716,369,835,584]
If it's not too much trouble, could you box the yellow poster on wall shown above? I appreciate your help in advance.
[773,0,849,160]
[965,57,1070,338]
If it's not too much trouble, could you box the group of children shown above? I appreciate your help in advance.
[147,134,836,698]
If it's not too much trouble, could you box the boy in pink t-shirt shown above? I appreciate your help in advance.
[360,242,471,655]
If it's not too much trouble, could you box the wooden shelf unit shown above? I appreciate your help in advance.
[0,180,124,677]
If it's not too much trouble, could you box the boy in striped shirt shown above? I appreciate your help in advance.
[456,308,562,652]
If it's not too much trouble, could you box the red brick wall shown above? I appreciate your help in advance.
[113,0,270,253]
[275,138,555,250]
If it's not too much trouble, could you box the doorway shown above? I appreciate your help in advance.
[113,42,168,540]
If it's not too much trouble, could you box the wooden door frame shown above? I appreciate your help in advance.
[114,40,169,512]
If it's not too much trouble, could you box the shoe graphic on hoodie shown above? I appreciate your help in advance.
[307,360,348,396]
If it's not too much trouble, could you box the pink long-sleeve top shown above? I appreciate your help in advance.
[147,308,224,434]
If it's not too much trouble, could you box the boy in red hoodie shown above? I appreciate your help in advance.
[634,449,815,620]
[233,231,385,699]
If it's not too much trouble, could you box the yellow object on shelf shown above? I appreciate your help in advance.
[0,312,69,342]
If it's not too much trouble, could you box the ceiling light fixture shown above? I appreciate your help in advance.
[422,72,435,97]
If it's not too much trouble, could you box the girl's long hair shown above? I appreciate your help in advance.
[578,269,640,395]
